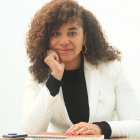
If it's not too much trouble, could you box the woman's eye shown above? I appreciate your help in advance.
[52,32,60,36]
[69,32,77,36]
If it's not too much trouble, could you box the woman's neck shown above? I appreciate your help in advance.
[64,55,82,70]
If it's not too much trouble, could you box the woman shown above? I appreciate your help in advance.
[22,0,140,138]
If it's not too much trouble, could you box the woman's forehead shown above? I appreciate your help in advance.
[53,21,82,30]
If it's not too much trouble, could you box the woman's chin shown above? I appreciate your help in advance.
[59,56,71,63]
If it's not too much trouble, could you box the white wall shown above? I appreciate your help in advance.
[0,0,140,136]
[0,0,27,135]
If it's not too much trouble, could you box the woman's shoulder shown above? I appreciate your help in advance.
[99,60,124,73]
[84,58,122,71]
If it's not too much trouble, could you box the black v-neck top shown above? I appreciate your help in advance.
[62,60,89,124]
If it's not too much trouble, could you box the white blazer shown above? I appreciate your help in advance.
[22,59,140,138]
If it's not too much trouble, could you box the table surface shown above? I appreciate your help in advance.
[111,139,140,140]
[0,137,140,140]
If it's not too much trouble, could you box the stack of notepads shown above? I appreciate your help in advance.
[26,132,104,140]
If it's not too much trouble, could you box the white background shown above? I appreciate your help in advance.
[0,0,140,136]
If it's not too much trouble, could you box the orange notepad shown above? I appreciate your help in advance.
[28,132,104,139]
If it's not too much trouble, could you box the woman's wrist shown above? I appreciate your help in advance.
[46,74,63,96]
[93,121,112,139]
[51,71,63,81]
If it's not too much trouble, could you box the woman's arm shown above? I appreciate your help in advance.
[21,73,60,134]
[22,50,65,134]
[108,61,140,138]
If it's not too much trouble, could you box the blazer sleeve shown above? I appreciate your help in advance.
[21,72,60,134]
[107,61,140,138]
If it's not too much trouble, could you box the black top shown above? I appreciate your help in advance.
[46,59,111,139]
[62,61,89,124]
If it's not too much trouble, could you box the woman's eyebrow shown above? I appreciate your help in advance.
[68,27,79,30]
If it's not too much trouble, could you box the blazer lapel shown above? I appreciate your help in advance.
[57,87,73,126]
[84,60,100,123]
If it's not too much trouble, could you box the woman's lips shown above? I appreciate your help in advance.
[56,49,72,55]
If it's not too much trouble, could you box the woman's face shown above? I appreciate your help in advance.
[49,22,86,68]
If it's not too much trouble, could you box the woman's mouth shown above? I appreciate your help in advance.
[56,49,73,55]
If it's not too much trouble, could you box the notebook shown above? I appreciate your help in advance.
[26,132,104,140]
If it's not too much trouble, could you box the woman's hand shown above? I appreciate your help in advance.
[66,122,102,135]
[44,50,65,81]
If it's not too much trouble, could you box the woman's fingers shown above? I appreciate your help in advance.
[44,49,65,80]
[66,122,101,135]
[66,123,87,135]
[45,50,60,63]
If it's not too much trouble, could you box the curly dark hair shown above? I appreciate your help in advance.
[26,0,121,83]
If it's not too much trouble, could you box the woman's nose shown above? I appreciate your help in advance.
[59,36,70,45]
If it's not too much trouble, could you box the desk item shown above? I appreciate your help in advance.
[25,132,104,140]
[28,135,66,139]
[0,138,25,140]
[2,133,28,138]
